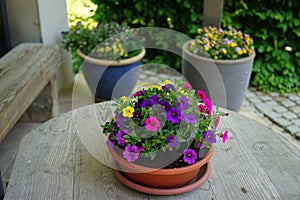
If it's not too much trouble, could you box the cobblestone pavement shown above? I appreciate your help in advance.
[138,69,300,146]
[242,88,300,143]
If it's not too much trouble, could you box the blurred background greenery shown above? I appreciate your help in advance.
[66,0,300,94]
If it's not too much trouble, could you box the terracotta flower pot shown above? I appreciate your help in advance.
[109,145,214,189]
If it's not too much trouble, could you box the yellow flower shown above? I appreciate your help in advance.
[120,96,127,102]
[152,85,162,90]
[197,28,203,34]
[162,80,172,85]
[110,117,114,122]
[97,48,105,53]
[178,88,187,95]
[122,106,134,118]
[231,42,237,47]
[204,45,210,51]
[105,46,112,52]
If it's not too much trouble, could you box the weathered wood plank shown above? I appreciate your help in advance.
[0,43,61,142]
[4,113,75,200]
[207,110,300,200]
[4,102,300,199]
[203,0,224,28]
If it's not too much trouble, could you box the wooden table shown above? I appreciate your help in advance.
[4,101,300,200]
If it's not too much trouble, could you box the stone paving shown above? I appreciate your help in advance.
[242,88,300,141]
[138,69,300,145]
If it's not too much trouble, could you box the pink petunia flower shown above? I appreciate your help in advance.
[183,82,192,91]
[222,130,228,143]
[145,116,160,132]
[203,98,213,116]
[196,90,207,100]
[213,116,220,129]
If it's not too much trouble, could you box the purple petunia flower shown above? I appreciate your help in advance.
[203,130,216,144]
[116,130,129,146]
[158,100,171,111]
[140,100,152,108]
[123,144,140,162]
[106,132,116,148]
[162,84,176,92]
[166,135,177,148]
[114,111,127,127]
[179,96,189,110]
[182,114,198,124]
[148,94,159,105]
[166,108,182,124]
[183,149,197,164]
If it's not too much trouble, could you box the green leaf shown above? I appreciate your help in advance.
[258,45,265,53]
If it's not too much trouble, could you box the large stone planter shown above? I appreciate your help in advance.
[77,49,145,101]
[182,41,255,112]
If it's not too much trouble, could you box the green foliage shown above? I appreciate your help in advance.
[82,0,300,94]
[222,0,300,94]
[90,0,204,71]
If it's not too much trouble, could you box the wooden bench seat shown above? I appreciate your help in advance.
[0,43,61,142]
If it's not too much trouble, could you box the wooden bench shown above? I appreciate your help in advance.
[0,43,61,142]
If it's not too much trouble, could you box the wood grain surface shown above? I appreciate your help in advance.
[4,102,300,200]
[0,43,60,142]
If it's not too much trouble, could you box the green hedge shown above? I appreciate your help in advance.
[89,0,300,94]
[222,0,300,94]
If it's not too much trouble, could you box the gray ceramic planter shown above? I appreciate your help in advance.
[182,41,255,112]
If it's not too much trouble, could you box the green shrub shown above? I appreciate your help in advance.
[222,0,300,94]
[87,0,299,94]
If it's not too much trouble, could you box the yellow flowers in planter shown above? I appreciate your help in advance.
[189,26,254,60]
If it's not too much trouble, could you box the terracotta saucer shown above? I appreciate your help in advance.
[112,161,212,196]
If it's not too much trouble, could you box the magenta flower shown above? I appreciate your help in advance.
[203,98,213,116]
[183,82,192,91]
[203,130,216,144]
[196,104,206,113]
[145,116,160,132]
[182,114,198,124]
[196,90,207,100]
[195,140,202,148]
[132,90,143,97]
[123,144,139,162]
[222,130,228,143]
[183,149,197,164]
[166,108,182,124]
[166,135,177,147]
[213,115,220,129]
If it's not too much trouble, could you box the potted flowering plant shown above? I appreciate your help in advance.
[101,79,229,194]
[61,22,145,100]
[182,26,255,112]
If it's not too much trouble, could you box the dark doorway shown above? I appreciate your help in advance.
[0,0,11,57]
